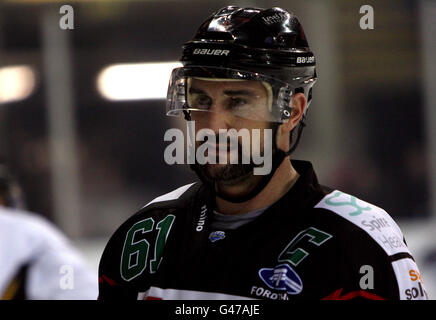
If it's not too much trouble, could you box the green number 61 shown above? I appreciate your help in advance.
[120,215,175,281]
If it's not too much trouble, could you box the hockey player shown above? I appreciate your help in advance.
[0,162,98,299]
[98,6,428,300]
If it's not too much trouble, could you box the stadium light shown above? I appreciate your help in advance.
[97,61,182,101]
[0,65,36,104]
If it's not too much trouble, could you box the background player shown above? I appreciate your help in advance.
[0,160,98,299]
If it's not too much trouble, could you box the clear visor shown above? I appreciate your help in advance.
[166,66,294,123]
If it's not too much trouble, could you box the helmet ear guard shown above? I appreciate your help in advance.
[277,86,292,121]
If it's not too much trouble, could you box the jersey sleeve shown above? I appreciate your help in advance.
[98,183,196,300]
[98,223,140,300]
[98,208,177,300]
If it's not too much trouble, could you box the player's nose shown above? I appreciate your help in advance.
[205,109,231,133]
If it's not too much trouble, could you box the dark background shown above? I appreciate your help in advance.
[0,0,432,238]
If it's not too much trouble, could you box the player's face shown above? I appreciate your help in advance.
[188,78,273,184]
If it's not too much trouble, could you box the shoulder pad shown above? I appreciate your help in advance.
[314,190,411,257]
[314,190,429,299]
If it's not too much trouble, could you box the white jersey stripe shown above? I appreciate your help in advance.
[138,286,255,300]
[391,258,429,300]
[142,183,196,208]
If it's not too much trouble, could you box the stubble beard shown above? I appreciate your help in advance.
[194,140,268,187]
[197,161,255,186]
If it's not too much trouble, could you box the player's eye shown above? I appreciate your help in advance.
[191,94,212,109]
[227,97,248,109]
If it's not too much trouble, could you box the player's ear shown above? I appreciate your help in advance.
[280,93,307,135]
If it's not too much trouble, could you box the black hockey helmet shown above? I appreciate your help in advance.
[167,6,317,124]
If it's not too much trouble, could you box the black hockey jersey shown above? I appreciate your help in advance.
[98,160,428,300]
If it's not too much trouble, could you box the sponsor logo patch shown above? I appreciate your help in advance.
[404,269,428,300]
[315,190,411,257]
[209,231,225,242]
[196,205,207,232]
[258,264,303,295]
